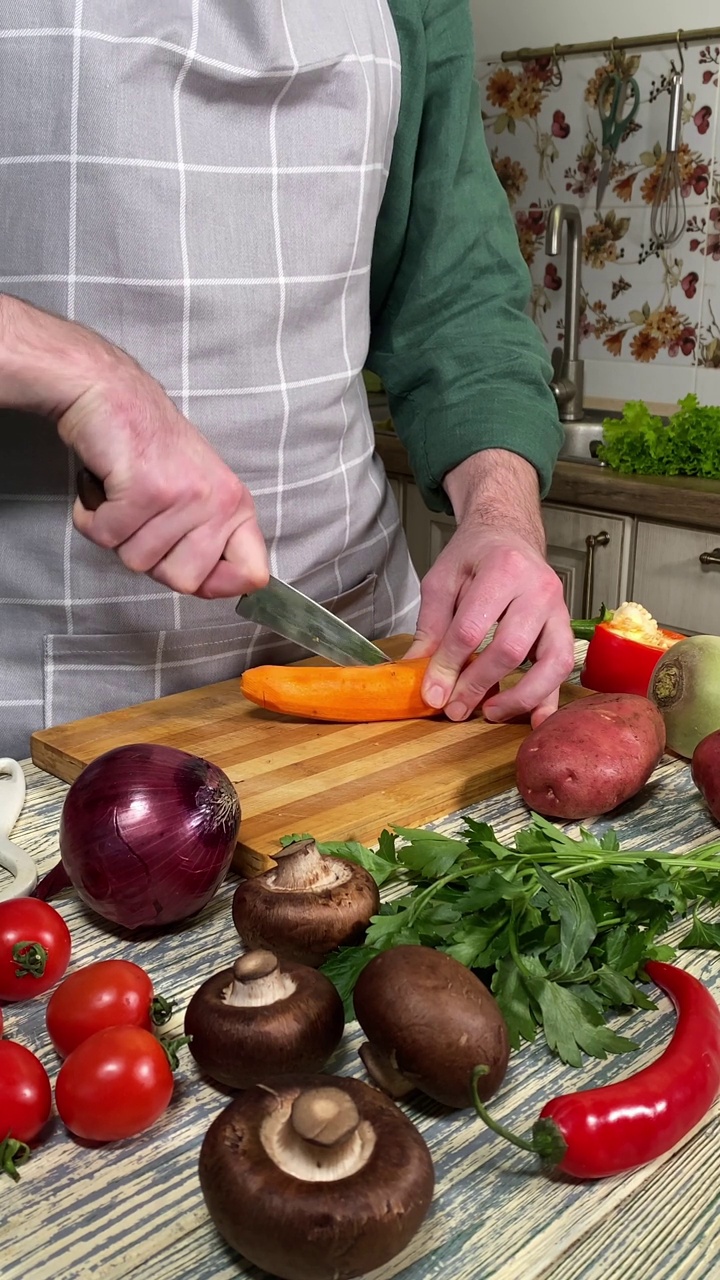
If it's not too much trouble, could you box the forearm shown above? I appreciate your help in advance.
[443,448,546,554]
[0,292,126,425]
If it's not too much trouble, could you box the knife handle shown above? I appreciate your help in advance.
[76,467,107,512]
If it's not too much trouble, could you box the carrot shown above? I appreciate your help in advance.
[239,657,439,722]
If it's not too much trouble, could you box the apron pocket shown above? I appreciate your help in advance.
[43,574,377,727]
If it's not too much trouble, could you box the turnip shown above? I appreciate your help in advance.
[648,635,720,759]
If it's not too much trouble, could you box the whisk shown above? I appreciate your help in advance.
[650,69,686,247]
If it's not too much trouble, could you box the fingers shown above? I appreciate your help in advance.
[411,529,573,724]
[158,516,270,599]
[419,554,532,712]
[482,612,575,724]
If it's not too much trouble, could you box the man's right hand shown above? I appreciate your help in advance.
[0,294,269,598]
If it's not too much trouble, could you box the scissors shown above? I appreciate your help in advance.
[595,72,641,210]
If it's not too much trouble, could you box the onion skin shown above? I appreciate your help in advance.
[648,635,720,759]
[54,744,240,930]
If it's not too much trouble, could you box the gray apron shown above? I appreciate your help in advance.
[0,0,420,759]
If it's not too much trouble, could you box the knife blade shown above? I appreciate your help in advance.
[76,468,389,667]
[235,577,390,667]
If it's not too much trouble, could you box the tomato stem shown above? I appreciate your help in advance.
[150,994,175,1027]
[161,1034,191,1071]
[12,941,48,979]
[0,1134,30,1183]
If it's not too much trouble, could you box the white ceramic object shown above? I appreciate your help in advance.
[0,758,37,900]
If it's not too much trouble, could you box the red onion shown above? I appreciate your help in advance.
[37,744,240,930]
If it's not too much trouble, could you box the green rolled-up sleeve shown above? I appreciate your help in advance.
[369,0,563,513]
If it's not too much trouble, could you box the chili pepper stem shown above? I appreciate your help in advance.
[470,1068,568,1169]
[471,1068,536,1153]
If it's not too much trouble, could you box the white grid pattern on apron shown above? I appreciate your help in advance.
[0,2,420,756]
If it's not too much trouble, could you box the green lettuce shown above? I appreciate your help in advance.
[597,394,720,477]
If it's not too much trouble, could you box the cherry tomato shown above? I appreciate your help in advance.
[0,1039,52,1143]
[0,899,71,1001]
[55,1025,175,1141]
[46,959,156,1058]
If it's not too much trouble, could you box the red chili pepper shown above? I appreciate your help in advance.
[580,622,685,698]
[472,960,720,1180]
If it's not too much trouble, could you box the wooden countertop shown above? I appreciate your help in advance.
[3,713,720,1279]
[375,431,720,531]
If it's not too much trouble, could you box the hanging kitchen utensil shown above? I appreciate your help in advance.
[595,70,641,211]
[0,758,37,900]
[650,65,686,247]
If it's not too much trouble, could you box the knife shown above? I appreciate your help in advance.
[234,576,389,666]
[76,468,389,667]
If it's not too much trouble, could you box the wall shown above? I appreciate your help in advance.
[475,19,720,410]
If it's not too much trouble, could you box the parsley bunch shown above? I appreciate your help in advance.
[315,816,720,1067]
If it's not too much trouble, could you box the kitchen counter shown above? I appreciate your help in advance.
[3,717,720,1280]
[375,430,720,531]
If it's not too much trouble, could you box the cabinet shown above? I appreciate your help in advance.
[543,504,633,618]
[631,521,720,635]
[400,484,632,618]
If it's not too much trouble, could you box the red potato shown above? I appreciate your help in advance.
[691,730,720,823]
[515,693,666,820]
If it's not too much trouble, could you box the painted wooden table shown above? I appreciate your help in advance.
[2,745,720,1280]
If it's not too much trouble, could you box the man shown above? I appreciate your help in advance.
[0,0,573,761]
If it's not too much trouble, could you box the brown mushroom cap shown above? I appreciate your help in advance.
[232,838,380,967]
[198,1073,434,1280]
[184,950,344,1089]
[353,945,510,1109]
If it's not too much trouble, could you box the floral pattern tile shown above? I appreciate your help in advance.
[698,281,720,369]
[517,201,707,368]
[480,39,720,376]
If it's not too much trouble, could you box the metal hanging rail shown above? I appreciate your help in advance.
[501,25,720,63]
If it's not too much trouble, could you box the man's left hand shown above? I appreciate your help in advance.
[402,449,575,728]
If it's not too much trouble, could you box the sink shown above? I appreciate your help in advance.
[557,409,616,465]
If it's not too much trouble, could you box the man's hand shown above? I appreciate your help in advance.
[403,449,575,727]
[0,294,269,598]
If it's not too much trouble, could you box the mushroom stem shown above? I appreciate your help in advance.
[359,1042,414,1099]
[222,951,297,1008]
[260,1086,376,1182]
[269,839,350,892]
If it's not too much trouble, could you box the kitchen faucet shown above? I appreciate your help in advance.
[545,203,584,422]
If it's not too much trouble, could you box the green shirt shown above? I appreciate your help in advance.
[369,0,563,512]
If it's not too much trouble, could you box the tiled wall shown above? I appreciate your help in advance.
[478,43,720,409]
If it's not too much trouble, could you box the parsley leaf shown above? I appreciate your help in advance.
[678,915,720,950]
[317,837,398,887]
[528,980,639,1067]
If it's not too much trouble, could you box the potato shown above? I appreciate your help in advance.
[515,693,666,820]
[691,729,720,823]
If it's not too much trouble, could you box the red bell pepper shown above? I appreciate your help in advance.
[471,960,720,1180]
[580,620,685,697]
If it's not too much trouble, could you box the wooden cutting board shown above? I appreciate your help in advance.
[30,636,587,876]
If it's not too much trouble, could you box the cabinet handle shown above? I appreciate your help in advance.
[582,530,610,618]
[699,548,720,567]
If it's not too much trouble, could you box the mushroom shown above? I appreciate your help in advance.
[198,1073,434,1280]
[353,945,510,1109]
[232,837,380,967]
[184,949,344,1089]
